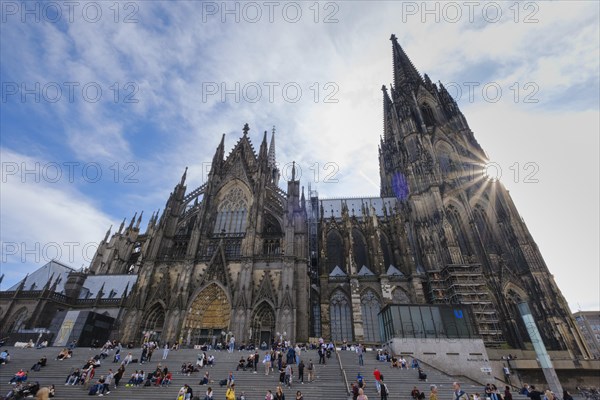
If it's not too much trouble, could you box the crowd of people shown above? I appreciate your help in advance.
[517,383,578,400]
[3,337,589,400]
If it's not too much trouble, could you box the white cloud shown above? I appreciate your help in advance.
[0,148,117,287]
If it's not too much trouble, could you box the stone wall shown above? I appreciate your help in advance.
[385,337,497,384]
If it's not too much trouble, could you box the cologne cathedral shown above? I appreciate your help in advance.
[0,35,589,359]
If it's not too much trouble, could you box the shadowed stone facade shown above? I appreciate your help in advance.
[92,125,310,346]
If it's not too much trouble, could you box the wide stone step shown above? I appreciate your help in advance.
[0,347,349,399]
[337,349,531,400]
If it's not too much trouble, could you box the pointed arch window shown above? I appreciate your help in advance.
[213,187,248,235]
[352,228,369,270]
[421,103,435,127]
[379,233,393,274]
[361,290,382,342]
[436,141,458,179]
[473,205,493,248]
[326,230,345,274]
[263,213,282,256]
[330,290,353,341]
[446,206,471,256]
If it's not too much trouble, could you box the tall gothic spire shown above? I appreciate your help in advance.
[180,167,188,185]
[136,211,143,229]
[104,225,112,241]
[268,126,276,168]
[259,130,268,161]
[390,34,423,92]
[128,212,137,229]
[211,134,226,174]
[382,85,393,139]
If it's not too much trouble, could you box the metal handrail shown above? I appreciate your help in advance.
[334,342,351,397]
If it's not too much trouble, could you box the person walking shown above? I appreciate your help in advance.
[298,360,305,384]
[285,362,293,388]
[380,377,390,400]
[226,383,236,400]
[264,352,272,376]
[318,346,326,364]
[373,368,381,394]
[429,385,438,400]
[307,359,315,383]
[275,386,285,400]
[162,343,169,360]
[453,382,469,400]
[357,344,364,366]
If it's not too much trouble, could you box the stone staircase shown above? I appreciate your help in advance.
[0,346,348,399]
[337,349,532,400]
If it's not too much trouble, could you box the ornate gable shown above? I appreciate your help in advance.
[200,240,231,287]
[221,125,258,186]
[148,267,171,308]
[254,272,277,307]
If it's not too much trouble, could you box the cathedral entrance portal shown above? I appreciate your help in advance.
[252,302,275,347]
[141,304,165,343]
[184,283,231,346]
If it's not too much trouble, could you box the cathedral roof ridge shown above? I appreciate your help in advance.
[318,195,386,201]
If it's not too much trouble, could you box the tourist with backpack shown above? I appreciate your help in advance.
[453,382,469,400]
[380,377,390,400]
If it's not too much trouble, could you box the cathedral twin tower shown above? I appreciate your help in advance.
[85,35,587,357]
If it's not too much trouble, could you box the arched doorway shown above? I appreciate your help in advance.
[141,304,165,343]
[251,302,275,346]
[184,283,231,346]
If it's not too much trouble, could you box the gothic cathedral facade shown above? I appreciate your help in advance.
[0,35,589,358]
[89,124,309,346]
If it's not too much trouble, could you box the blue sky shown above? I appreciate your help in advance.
[1,1,599,311]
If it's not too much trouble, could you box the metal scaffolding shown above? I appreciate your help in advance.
[427,264,504,345]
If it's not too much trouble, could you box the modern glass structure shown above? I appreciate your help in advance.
[379,304,479,342]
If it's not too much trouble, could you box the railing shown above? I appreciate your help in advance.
[404,354,484,386]
[334,342,351,397]
[50,292,69,303]
[76,297,123,305]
